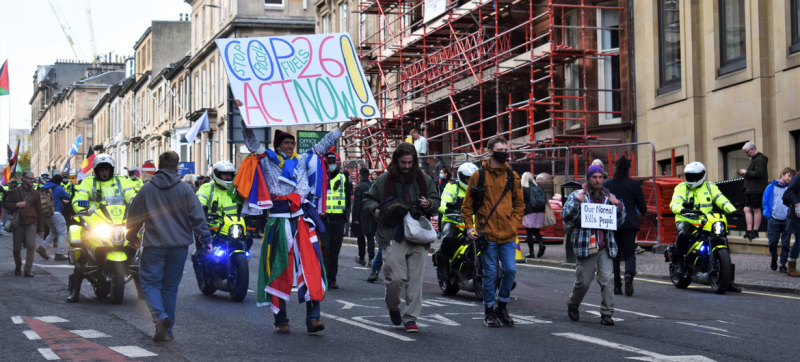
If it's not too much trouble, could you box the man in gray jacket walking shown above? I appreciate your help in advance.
[127,151,212,342]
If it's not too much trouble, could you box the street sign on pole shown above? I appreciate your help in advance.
[142,161,156,175]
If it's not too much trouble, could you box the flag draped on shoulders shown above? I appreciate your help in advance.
[230,153,272,215]
[305,149,329,213]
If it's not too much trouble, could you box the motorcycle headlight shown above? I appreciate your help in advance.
[92,224,113,239]
[229,225,243,239]
[113,226,126,245]
[711,221,725,236]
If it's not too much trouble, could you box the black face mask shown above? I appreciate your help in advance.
[491,151,508,164]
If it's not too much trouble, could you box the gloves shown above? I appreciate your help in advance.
[241,120,265,155]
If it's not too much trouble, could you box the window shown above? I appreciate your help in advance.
[210,60,216,107]
[195,14,200,49]
[202,67,208,108]
[322,14,330,34]
[219,60,225,103]
[718,0,746,75]
[657,156,684,177]
[658,0,681,94]
[380,15,387,44]
[793,130,800,171]
[339,2,348,33]
[221,0,226,21]
[721,142,748,180]
[264,0,282,6]
[792,0,800,53]
[194,73,199,111]
[211,1,216,32]
[597,6,621,124]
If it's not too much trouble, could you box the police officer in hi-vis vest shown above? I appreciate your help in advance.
[320,152,351,290]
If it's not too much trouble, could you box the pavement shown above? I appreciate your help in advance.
[344,236,800,294]
[3,232,800,361]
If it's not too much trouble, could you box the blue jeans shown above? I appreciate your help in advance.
[767,218,791,265]
[140,246,188,334]
[273,299,321,326]
[372,247,384,273]
[481,240,517,308]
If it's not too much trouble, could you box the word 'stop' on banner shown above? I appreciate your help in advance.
[216,33,381,128]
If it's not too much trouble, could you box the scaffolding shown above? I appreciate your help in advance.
[341,0,626,170]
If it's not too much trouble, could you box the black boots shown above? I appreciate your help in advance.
[67,274,82,303]
[484,307,501,327]
[537,240,546,258]
[14,254,22,276]
[496,302,514,326]
[771,256,778,271]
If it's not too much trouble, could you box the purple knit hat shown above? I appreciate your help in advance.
[586,164,604,179]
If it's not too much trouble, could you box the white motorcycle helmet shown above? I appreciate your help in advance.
[211,160,236,189]
[684,161,706,189]
[457,162,479,189]
[92,153,115,181]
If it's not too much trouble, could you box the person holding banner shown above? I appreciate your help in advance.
[561,164,625,326]
[234,99,360,334]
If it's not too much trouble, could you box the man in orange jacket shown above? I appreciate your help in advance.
[462,136,524,328]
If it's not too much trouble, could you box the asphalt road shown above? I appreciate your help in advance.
[2,234,799,361]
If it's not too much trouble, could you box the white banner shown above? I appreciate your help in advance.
[580,203,618,231]
[216,33,381,128]
[424,0,449,23]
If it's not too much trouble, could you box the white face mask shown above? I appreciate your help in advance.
[329,165,337,172]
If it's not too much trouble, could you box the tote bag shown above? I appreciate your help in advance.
[542,202,557,228]
[403,213,437,244]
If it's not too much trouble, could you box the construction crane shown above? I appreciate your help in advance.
[86,0,98,61]
[47,0,88,61]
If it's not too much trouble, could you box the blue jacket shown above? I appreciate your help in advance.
[763,179,790,220]
[41,182,71,214]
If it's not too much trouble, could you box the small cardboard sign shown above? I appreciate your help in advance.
[580,203,617,231]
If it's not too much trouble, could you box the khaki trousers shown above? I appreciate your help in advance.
[383,241,428,323]
[568,248,615,316]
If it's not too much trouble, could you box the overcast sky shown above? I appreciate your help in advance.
[0,0,191,152]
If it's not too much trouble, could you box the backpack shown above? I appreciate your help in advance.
[40,187,55,218]
[529,186,547,209]
[471,168,515,211]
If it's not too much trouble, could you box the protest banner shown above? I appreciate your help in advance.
[580,203,617,231]
[216,33,381,128]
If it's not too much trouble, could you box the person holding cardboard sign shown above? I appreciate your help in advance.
[561,164,625,326]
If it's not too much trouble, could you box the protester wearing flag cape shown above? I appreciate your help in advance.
[232,99,360,334]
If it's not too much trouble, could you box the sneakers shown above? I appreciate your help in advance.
[54,254,69,261]
[355,256,366,266]
[600,315,615,326]
[496,302,514,326]
[389,308,402,326]
[36,246,50,260]
[367,271,379,283]
[484,307,501,328]
[164,334,174,342]
[524,253,535,259]
[153,317,171,342]
[567,306,579,321]
[367,260,373,267]
[770,257,778,271]
[307,319,325,333]
[404,321,418,333]
[275,321,290,334]
[624,275,634,297]
[635,246,646,254]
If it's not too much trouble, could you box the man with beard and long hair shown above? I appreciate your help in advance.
[363,143,440,333]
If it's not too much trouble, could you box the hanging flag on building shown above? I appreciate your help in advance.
[69,135,83,156]
[182,110,209,144]
[0,60,9,96]
[61,158,70,174]
[78,147,96,181]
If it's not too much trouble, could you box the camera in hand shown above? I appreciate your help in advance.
[408,202,422,220]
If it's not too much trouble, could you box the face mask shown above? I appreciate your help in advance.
[492,151,508,164]
[329,165,337,172]
[439,174,445,179]
[280,151,290,159]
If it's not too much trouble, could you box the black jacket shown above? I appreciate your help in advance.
[523,186,546,214]
[604,177,647,230]
[743,152,769,195]
[352,179,377,235]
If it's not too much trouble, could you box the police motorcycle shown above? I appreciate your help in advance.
[191,201,254,302]
[68,194,138,304]
[665,198,738,294]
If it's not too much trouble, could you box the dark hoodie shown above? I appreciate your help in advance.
[126,169,211,248]
[41,182,70,214]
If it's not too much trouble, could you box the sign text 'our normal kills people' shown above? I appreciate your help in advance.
[216,33,381,128]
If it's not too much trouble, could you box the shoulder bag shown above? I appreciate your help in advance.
[4,188,30,233]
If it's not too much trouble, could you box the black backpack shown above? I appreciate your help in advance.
[470,168,514,211]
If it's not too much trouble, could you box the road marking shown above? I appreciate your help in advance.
[716,320,733,324]
[23,330,41,340]
[37,348,60,360]
[581,303,661,318]
[517,263,574,272]
[351,316,431,328]
[675,322,730,333]
[510,314,553,324]
[24,316,145,361]
[417,314,460,326]
[109,346,158,358]
[248,289,256,293]
[444,312,483,315]
[633,278,800,300]
[336,300,379,310]
[693,329,738,338]
[69,330,110,339]
[585,311,624,322]
[33,317,68,323]
[321,313,415,342]
[32,264,74,269]
[553,332,716,361]
[11,316,23,324]
[353,266,370,270]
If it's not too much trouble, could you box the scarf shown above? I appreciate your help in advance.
[264,148,300,187]
[257,195,327,312]
[230,154,272,215]
[383,171,428,202]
